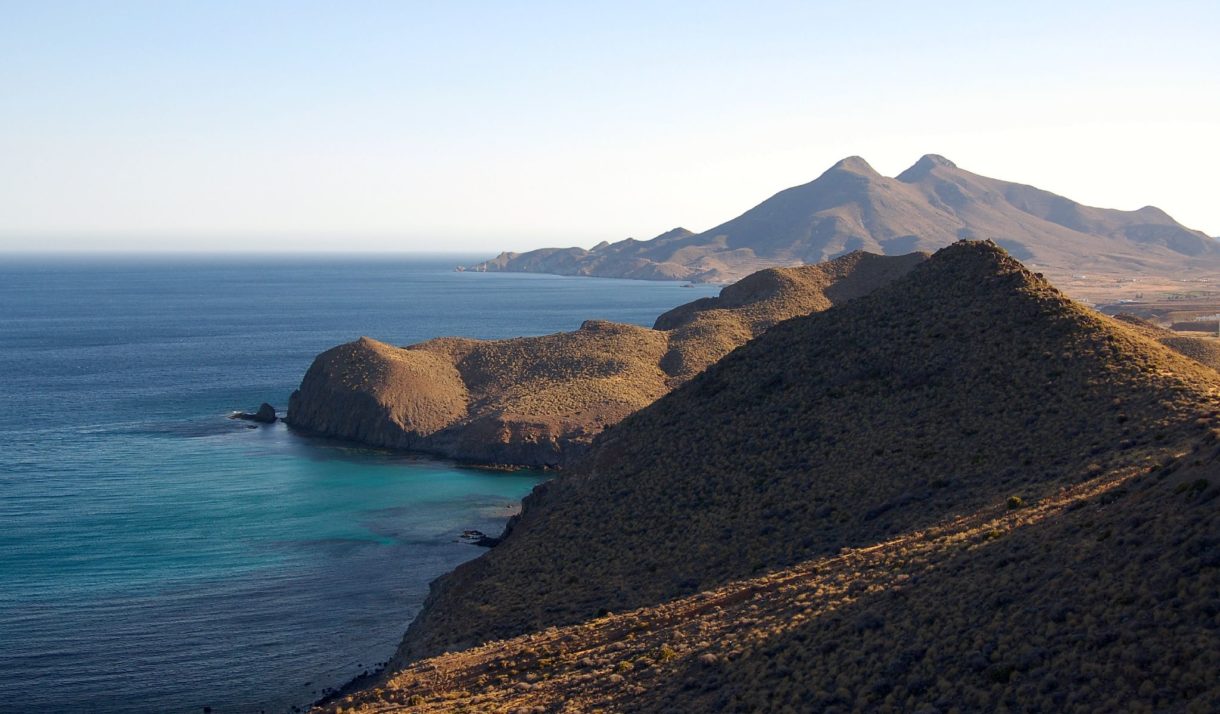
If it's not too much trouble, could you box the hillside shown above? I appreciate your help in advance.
[464,155,1220,284]
[287,252,923,467]
[1113,314,1220,372]
[390,241,1220,668]
[320,435,1220,713]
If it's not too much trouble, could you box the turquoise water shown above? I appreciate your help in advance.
[0,256,718,713]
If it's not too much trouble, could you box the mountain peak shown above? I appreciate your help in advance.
[920,153,957,168]
[897,153,959,182]
[465,154,1219,283]
[828,155,880,175]
[912,239,1038,288]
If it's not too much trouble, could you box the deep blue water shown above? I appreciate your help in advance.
[0,255,718,714]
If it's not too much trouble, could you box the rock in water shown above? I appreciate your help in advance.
[231,402,277,423]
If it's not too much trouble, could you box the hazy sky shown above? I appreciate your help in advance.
[2,0,1218,254]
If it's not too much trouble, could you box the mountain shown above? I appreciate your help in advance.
[464,155,1220,283]
[389,241,1220,665]
[286,252,925,467]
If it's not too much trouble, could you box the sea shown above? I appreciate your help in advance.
[0,255,719,714]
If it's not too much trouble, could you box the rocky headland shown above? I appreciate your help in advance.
[286,251,926,467]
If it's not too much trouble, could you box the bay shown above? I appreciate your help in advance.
[0,254,717,713]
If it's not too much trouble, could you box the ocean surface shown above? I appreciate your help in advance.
[0,255,719,714]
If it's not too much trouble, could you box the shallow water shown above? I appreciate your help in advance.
[0,255,718,713]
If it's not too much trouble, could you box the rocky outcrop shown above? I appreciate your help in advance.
[230,402,277,423]
[287,252,925,467]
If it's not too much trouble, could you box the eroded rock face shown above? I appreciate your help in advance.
[286,252,926,467]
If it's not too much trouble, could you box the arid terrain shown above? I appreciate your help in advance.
[320,449,1220,713]
[287,252,926,467]
[313,242,1220,713]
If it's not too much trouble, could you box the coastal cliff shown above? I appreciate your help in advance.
[287,251,926,467]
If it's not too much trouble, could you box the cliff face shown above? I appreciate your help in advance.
[465,155,1220,283]
[390,241,1220,663]
[287,252,924,467]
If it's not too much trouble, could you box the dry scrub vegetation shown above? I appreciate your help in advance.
[1113,313,1220,372]
[306,242,1220,713]
[287,252,924,467]
[317,435,1220,713]
[396,242,1220,665]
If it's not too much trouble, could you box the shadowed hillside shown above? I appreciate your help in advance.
[318,435,1220,713]
[287,252,923,466]
[465,155,1219,283]
[392,241,1220,666]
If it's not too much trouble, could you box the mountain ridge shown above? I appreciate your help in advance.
[463,156,1219,283]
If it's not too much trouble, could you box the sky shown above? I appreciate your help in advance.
[1,0,1218,254]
